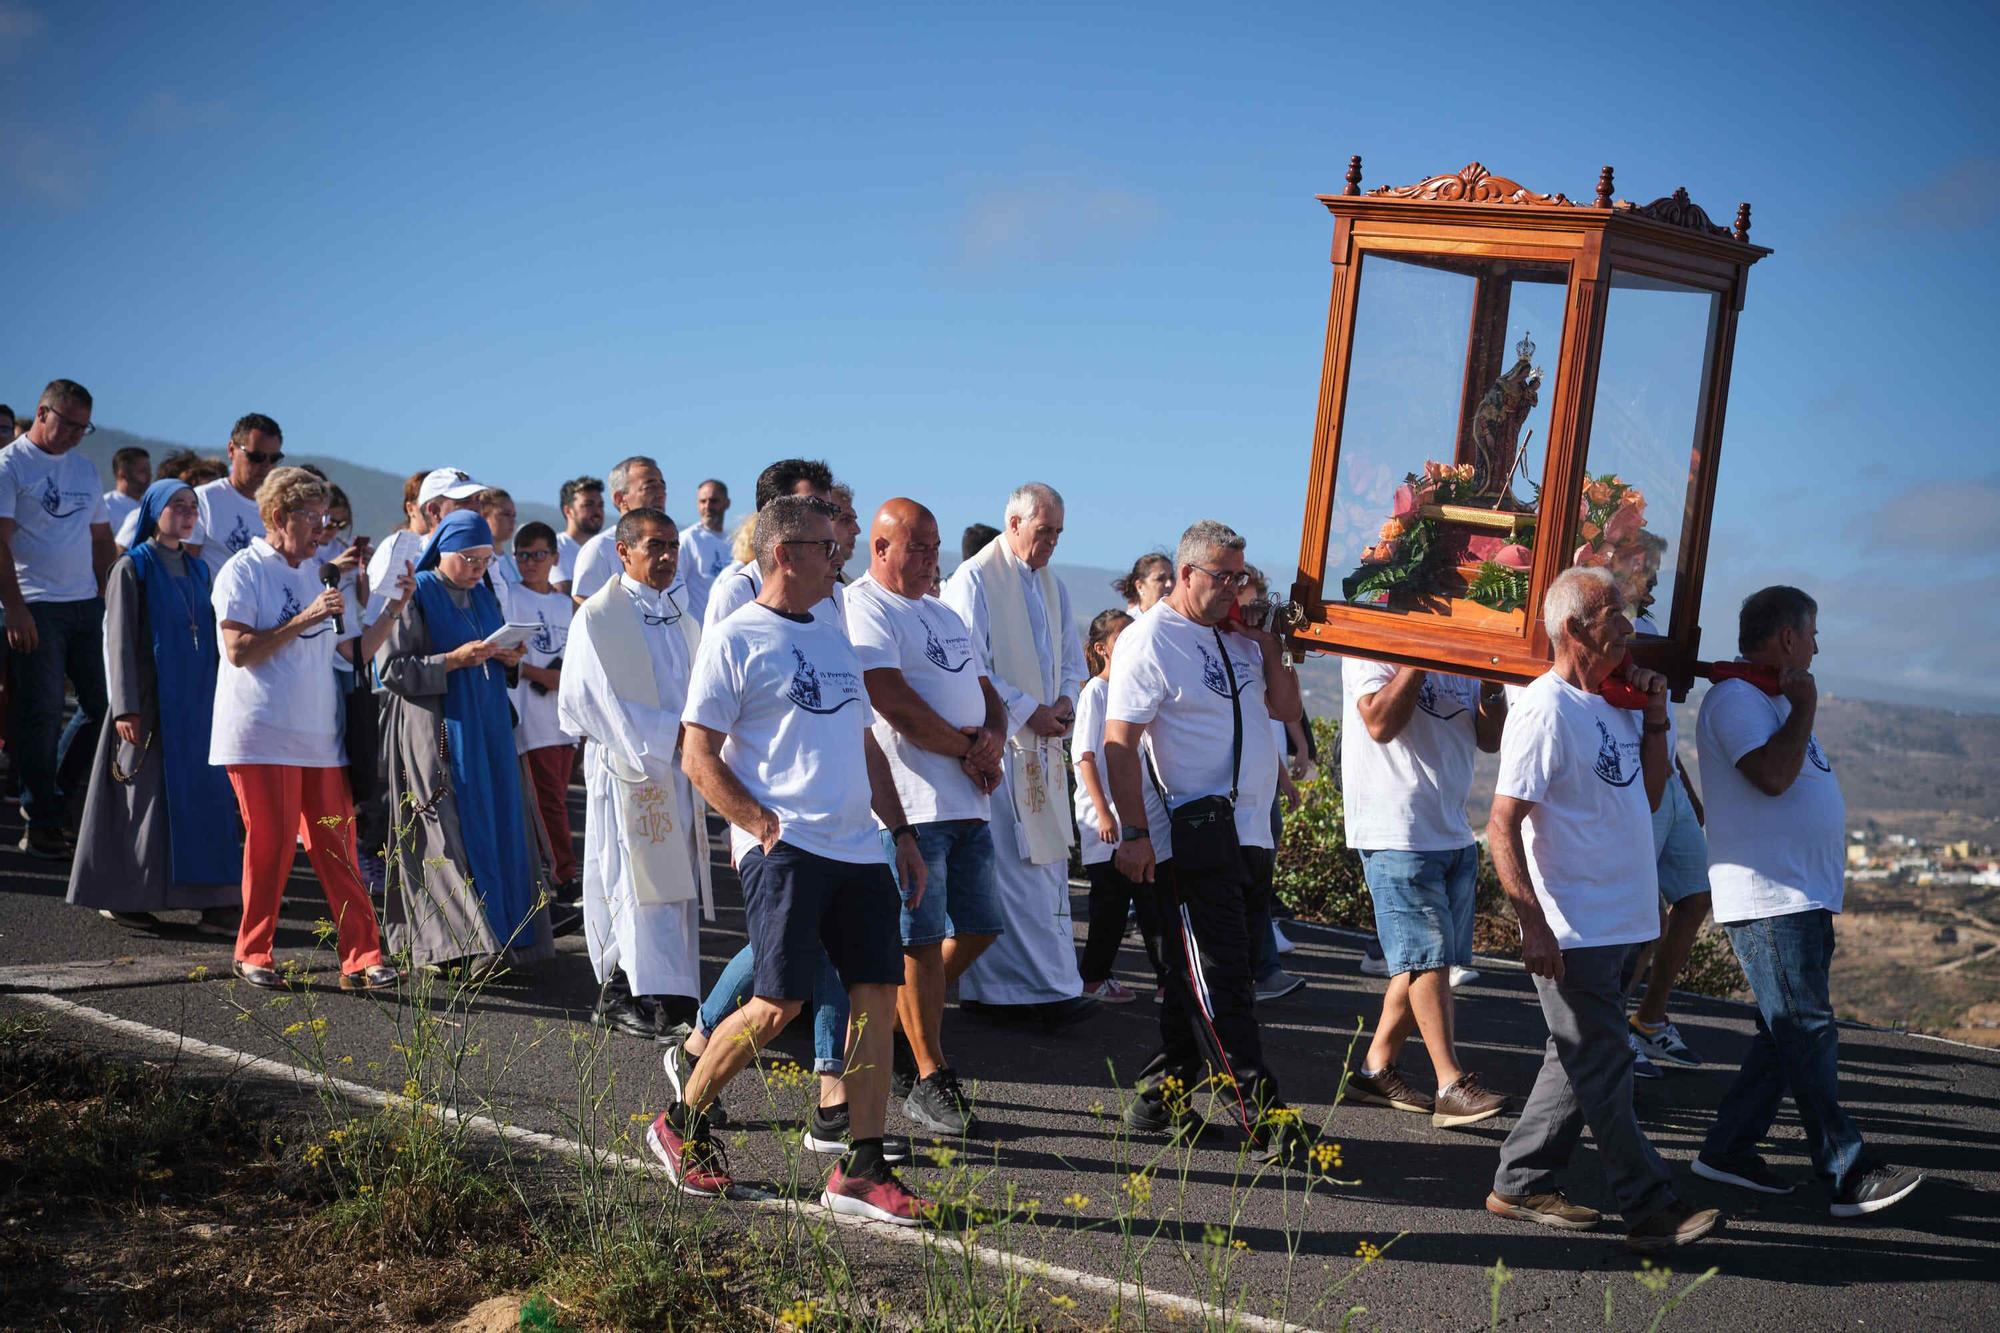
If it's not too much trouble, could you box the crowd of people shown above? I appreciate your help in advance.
[1,378,1922,1242]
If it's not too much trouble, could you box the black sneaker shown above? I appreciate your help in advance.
[1830,1163,1923,1218]
[892,1032,919,1100]
[904,1068,979,1136]
[800,1103,910,1164]
[1122,1089,1206,1142]
[1692,1152,1796,1196]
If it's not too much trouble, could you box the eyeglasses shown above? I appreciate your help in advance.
[516,550,556,563]
[43,407,95,436]
[447,551,495,568]
[1189,565,1252,589]
[781,539,838,560]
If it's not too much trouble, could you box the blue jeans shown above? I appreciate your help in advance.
[8,598,108,830]
[698,942,850,1074]
[1702,909,1866,1194]
[1358,846,1477,976]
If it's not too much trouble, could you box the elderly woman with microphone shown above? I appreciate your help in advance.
[376,508,554,978]
[210,466,407,991]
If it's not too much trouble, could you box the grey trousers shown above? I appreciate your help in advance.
[1493,942,1677,1222]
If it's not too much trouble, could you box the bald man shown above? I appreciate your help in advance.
[846,499,1009,1137]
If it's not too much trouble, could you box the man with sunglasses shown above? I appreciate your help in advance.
[1103,519,1319,1164]
[189,414,286,580]
[0,379,116,858]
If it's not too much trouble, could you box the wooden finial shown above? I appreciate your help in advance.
[1344,155,1363,196]
[1733,201,1752,243]
[1594,164,1614,209]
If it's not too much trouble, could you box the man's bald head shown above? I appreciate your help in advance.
[870,497,942,599]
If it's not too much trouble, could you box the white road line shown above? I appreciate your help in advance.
[16,991,1320,1333]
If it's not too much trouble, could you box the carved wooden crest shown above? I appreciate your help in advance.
[1615,186,1733,238]
[1368,163,1576,208]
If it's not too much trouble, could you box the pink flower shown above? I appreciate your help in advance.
[1392,483,1419,519]
[1495,543,1532,569]
[1603,505,1643,544]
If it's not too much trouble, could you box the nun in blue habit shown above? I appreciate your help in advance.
[67,479,242,927]
[376,509,554,972]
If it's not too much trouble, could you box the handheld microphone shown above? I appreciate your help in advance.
[318,564,345,635]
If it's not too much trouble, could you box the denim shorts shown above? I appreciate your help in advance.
[1650,776,1710,906]
[880,818,1004,946]
[1358,845,1477,976]
[739,841,904,998]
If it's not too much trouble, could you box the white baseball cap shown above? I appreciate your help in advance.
[418,467,487,506]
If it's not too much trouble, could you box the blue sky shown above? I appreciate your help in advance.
[4,1,1996,707]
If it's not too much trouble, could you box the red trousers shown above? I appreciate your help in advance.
[524,744,578,886]
[226,763,383,974]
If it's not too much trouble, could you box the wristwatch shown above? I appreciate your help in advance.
[890,824,918,843]
[1643,719,1671,734]
[1120,825,1151,842]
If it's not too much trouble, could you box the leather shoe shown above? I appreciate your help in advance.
[233,959,289,990]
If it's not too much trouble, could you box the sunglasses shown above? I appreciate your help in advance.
[781,539,838,560]
[235,443,285,464]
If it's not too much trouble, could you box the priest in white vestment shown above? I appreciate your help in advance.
[941,482,1094,1026]
[559,507,713,1036]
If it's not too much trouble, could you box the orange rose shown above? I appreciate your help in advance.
[1586,481,1612,505]
[1621,488,1645,507]
[1580,520,1601,540]
[1455,462,1475,482]
[1380,518,1406,542]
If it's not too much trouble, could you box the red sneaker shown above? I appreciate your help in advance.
[646,1111,731,1197]
[820,1164,930,1227]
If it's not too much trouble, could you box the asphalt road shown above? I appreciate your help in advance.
[3,789,1995,1331]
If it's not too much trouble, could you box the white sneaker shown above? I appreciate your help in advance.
[1271,921,1296,955]
[1449,965,1481,988]
[1254,969,1306,1002]
[1359,948,1390,978]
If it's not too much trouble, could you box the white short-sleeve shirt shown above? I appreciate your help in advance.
[555,530,584,587]
[1072,674,1172,866]
[572,527,682,607]
[1494,672,1660,950]
[845,575,991,826]
[509,585,577,754]
[682,602,882,866]
[1104,603,1281,851]
[194,478,264,582]
[1340,658,1481,852]
[103,489,140,534]
[678,523,733,617]
[209,538,360,768]
[1697,675,1846,922]
[0,441,108,602]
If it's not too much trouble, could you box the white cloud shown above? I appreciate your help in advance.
[1854,474,2000,558]
[957,174,1160,269]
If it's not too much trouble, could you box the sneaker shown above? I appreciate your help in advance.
[1692,1153,1796,1196]
[645,1110,731,1197]
[1625,1200,1722,1253]
[821,1163,930,1227]
[357,851,387,897]
[1829,1163,1923,1219]
[662,1039,694,1105]
[1449,964,1481,987]
[195,905,240,938]
[1272,921,1296,955]
[904,1068,979,1136]
[98,909,161,928]
[1485,1189,1601,1231]
[1630,1018,1702,1068]
[1254,969,1306,1002]
[1123,1089,1206,1141]
[18,826,70,860]
[338,964,402,992]
[1359,944,1390,978]
[800,1104,910,1164]
[891,1032,919,1100]
[549,902,585,938]
[1082,977,1138,1003]
[1432,1071,1507,1129]
[1628,1032,1663,1080]
[1343,1065,1435,1114]
[593,994,660,1041]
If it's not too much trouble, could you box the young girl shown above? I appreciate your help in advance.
[1073,608,1169,1001]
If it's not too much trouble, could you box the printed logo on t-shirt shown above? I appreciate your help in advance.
[786,645,863,715]
[37,475,89,519]
[278,582,330,640]
[531,611,563,655]
[1197,640,1257,700]
[1807,734,1832,773]
[1416,675,1466,721]
[920,611,973,673]
[225,513,252,554]
[1592,718,1640,787]
[707,549,729,576]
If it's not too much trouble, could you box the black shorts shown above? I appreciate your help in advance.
[739,841,904,1000]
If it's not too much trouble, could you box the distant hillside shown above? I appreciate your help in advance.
[61,427,563,544]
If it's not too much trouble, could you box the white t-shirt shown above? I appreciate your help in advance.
[845,575,991,826]
[1697,676,1846,922]
[703,560,761,629]
[508,585,576,754]
[555,530,585,587]
[1494,672,1660,950]
[364,528,425,624]
[1340,658,1481,852]
[678,523,733,618]
[1104,603,1281,851]
[571,527,682,606]
[194,478,264,582]
[1072,674,1172,866]
[209,538,360,767]
[683,602,882,866]
[0,440,108,602]
[104,489,140,533]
